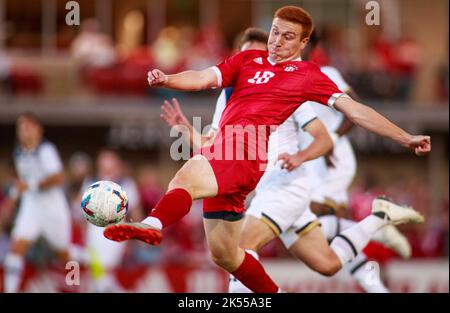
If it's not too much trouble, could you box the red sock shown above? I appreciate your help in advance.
[150,188,192,228]
[231,252,279,293]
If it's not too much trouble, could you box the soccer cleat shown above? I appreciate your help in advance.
[376,224,412,259]
[103,222,162,246]
[371,196,425,225]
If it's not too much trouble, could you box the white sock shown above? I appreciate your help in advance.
[3,253,25,293]
[228,250,258,293]
[330,215,387,264]
[318,215,340,240]
[141,216,163,230]
[319,215,360,241]
[345,253,389,293]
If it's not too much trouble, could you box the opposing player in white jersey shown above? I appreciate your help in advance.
[75,148,143,292]
[2,112,72,293]
[300,30,359,218]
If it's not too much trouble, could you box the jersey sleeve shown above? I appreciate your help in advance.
[304,65,348,108]
[211,51,247,88]
[320,66,351,93]
[292,102,319,129]
[39,142,63,176]
[211,89,227,130]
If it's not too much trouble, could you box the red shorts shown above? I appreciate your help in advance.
[195,127,268,218]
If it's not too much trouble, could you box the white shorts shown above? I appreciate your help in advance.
[86,222,126,269]
[247,166,311,235]
[309,136,357,205]
[279,207,320,249]
[12,192,71,251]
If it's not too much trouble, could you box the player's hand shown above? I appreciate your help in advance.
[147,69,168,86]
[160,98,192,130]
[14,180,28,194]
[407,135,431,156]
[277,153,305,172]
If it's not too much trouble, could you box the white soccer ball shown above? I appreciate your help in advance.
[81,180,128,227]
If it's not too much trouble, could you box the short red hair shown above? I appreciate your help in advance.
[274,6,314,39]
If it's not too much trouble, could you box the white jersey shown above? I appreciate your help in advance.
[211,87,233,131]
[266,102,318,168]
[13,140,66,201]
[306,66,351,133]
[298,66,357,203]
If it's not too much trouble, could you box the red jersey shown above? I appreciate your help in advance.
[212,49,344,130]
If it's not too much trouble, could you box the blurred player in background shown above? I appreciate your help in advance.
[105,6,430,293]
[74,148,142,292]
[2,112,72,293]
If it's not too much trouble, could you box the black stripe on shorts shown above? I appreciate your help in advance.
[203,211,245,221]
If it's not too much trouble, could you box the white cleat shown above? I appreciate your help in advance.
[375,224,412,259]
[372,196,425,225]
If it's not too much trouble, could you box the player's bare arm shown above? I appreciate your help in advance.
[160,98,216,150]
[333,90,359,137]
[278,118,333,171]
[38,172,65,190]
[334,96,431,156]
[148,68,218,91]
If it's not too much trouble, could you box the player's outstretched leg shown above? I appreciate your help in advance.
[104,156,218,245]
[330,196,424,265]
[320,214,412,259]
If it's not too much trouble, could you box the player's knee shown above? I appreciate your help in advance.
[168,171,193,194]
[315,257,341,277]
[209,246,239,271]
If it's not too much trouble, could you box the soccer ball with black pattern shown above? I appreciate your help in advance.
[81,180,128,227]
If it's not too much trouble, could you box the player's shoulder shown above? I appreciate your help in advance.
[38,139,58,152]
[300,60,322,72]
[37,139,60,157]
[234,49,268,62]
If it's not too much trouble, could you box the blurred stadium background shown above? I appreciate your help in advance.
[0,0,448,292]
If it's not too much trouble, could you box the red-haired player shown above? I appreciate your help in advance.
[104,6,430,293]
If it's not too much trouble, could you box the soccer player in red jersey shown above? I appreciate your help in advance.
[104,6,430,293]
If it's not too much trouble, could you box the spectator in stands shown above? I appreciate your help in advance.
[151,27,185,73]
[71,18,118,69]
